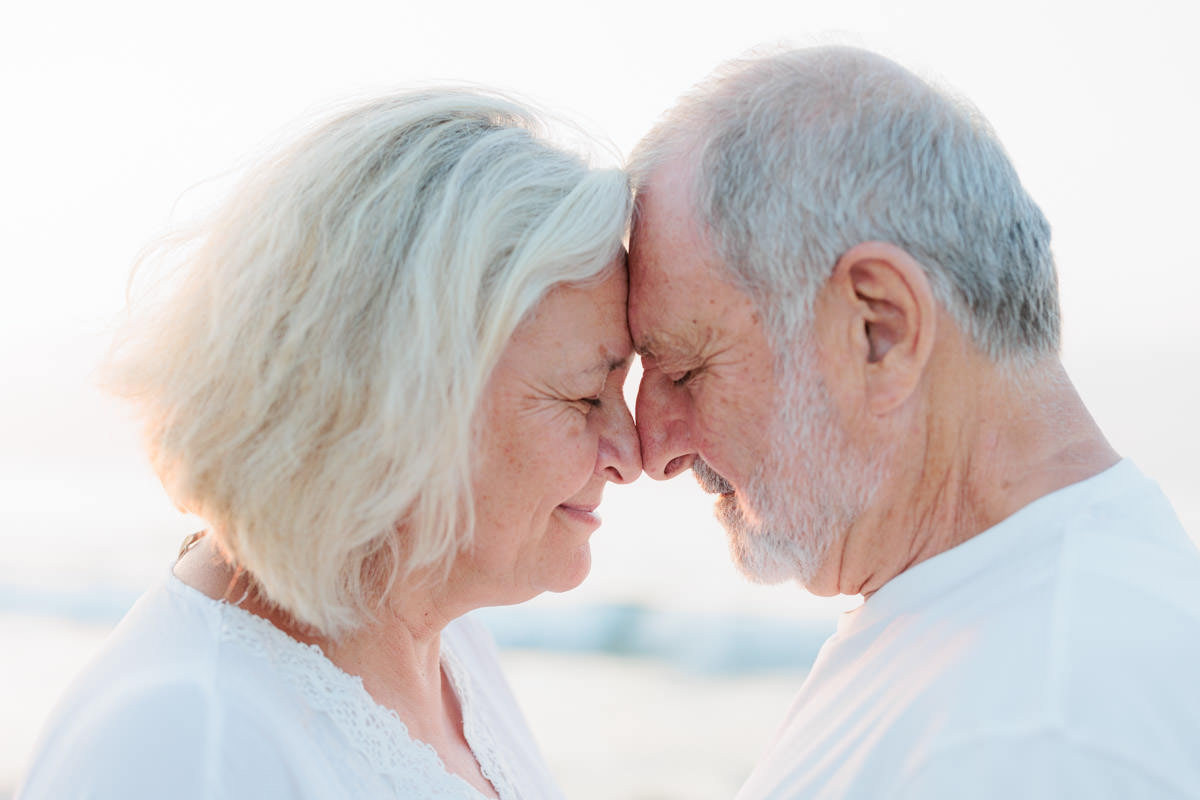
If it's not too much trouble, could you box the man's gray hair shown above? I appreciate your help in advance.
[630,46,1059,365]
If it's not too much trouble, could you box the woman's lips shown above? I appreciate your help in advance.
[557,503,601,528]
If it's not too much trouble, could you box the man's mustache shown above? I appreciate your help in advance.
[693,458,734,494]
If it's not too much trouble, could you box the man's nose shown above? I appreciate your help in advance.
[635,364,696,480]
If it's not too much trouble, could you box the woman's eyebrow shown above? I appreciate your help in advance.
[580,354,632,377]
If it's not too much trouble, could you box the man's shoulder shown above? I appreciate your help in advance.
[1049,461,1200,665]
[917,479,1200,797]
[890,725,1199,800]
[739,463,1200,800]
[973,458,1200,660]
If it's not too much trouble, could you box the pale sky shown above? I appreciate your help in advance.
[1,0,1197,611]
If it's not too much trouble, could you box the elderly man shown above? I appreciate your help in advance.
[629,46,1200,798]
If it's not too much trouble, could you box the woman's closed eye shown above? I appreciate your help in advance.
[566,389,605,412]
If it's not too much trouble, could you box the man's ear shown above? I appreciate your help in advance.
[818,241,936,416]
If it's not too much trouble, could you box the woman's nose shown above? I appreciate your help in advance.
[635,364,696,480]
[597,392,642,484]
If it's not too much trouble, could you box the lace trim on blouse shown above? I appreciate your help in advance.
[443,640,517,799]
[185,577,514,799]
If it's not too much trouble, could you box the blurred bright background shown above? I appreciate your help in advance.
[1,0,1197,797]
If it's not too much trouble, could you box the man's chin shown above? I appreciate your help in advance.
[730,533,810,584]
[714,496,819,585]
[712,490,738,518]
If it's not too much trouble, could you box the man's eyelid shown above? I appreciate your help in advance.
[640,346,703,386]
[671,368,698,387]
[658,354,701,381]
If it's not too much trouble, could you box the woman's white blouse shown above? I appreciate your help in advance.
[18,568,565,799]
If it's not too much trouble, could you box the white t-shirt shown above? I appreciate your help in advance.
[737,460,1200,800]
[17,568,564,800]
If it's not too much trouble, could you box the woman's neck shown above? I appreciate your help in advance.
[173,534,499,797]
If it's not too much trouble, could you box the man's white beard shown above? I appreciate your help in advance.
[694,340,890,586]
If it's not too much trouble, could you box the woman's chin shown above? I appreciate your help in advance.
[540,543,593,594]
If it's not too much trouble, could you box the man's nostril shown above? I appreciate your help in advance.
[664,455,690,478]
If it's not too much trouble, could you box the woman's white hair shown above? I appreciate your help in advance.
[103,90,631,639]
[630,45,1059,368]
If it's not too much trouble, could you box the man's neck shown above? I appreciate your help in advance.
[830,357,1119,598]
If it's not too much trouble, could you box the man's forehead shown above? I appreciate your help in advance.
[629,155,735,353]
[630,169,709,284]
[631,160,700,241]
[628,251,721,358]
[627,259,673,354]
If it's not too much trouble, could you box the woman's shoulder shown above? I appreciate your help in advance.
[18,571,332,799]
[17,669,321,798]
[18,675,309,799]
[63,568,275,699]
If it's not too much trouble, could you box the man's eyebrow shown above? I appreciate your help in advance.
[633,336,660,359]
[635,332,690,362]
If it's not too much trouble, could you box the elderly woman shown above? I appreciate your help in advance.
[19,91,639,799]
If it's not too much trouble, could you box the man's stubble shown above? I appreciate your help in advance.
[695,336,891,586]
